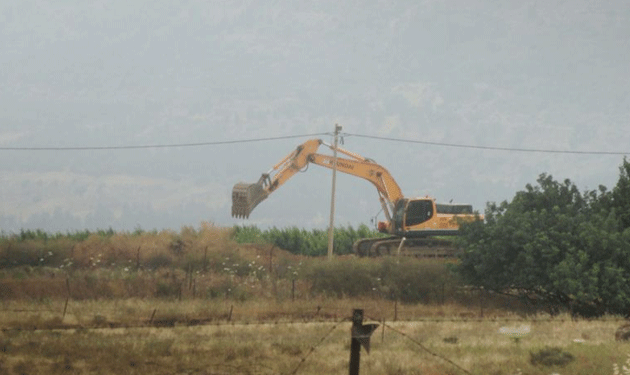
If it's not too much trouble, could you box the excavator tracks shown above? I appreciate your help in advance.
[353,237,460,258]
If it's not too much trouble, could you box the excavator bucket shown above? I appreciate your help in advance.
[231,181,269,219]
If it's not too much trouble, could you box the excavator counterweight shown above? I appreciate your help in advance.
[231,181,269,219]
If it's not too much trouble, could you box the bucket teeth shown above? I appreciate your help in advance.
[231,182,269,219]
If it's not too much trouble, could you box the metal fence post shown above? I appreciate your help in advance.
[349,310,363,375]
[349,309,379,375]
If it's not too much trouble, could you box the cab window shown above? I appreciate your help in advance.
[393,199,407,230]
[405,200,433,226]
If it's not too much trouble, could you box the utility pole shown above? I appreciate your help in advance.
[327,124,342,260]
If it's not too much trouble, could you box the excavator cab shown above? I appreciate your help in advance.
[390,198,435,233]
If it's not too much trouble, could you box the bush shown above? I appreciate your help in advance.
[155,281,181,299]
[305,257,459,303]
[378,258,457,303]
[530,347,574,367]
[0,239,72,268]
[306,258,379,297]
[205,279,252,301]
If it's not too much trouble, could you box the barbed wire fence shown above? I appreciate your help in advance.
[374,318,473,375]
[282,309,474,375]
[1,299,627,331]
[286,316,350,375]
[2,303,627,375]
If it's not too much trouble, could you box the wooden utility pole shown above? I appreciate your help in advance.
[327,124,342,260]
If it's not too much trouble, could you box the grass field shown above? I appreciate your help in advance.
[1,225,629,374]
[0,298,629,375]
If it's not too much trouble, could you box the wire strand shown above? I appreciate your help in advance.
[287,317,349,375]
[344,132,630,155]
[382,321,473,375]
[2,131,627,155]
[0,133,331,151]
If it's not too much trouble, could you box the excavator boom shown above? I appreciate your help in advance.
[231,138,403,219]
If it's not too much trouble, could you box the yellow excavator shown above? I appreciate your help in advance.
[232,138,479,257]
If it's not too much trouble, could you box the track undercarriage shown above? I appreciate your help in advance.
[353,236,460,258]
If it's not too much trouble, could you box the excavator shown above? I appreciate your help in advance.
[231,138,479,257]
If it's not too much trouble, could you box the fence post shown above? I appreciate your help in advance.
[349,310,363,375]
[62,277,71,319]
[349,309,379,375]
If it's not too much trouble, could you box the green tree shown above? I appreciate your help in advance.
[611,157,630,230]
[456,172,630,317]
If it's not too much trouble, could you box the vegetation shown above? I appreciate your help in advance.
[307,257,459,304]
[0,224,385,269]
[0,303,626,375]
[530,346,575,367]
[0,222,464,305]
[232,223,384,256]
[456,158,630,317]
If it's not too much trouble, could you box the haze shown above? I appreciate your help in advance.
[1,1,629,233]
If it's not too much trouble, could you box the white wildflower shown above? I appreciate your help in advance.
[498,325,531,337]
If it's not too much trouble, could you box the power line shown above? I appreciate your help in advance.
[344,133,630,156]
[1,131,628,155]
[0,133,331,151]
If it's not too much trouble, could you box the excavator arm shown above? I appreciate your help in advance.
[231,139,321,218]
[231,138,404,219]
[307,153,403,224]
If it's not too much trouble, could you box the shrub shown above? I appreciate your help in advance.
[378,258,457,303]
[155,280,182,299]
[305,257,460,303]
[205,279,252,301]
[0,239,72,268]
[306,258,379,297]
[530,347,575,367]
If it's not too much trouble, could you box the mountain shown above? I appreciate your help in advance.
[1,1,629,232]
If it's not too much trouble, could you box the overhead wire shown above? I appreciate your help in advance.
[0,131,627,155]
[0,133,331,151]
[343,132,630,155]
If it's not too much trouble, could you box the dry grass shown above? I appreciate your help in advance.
[0,308,627,375]
[1,224,629,374]
[0,295,545,334]
[69,222,235,269]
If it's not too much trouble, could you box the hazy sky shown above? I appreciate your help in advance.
[1,1,629,233]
